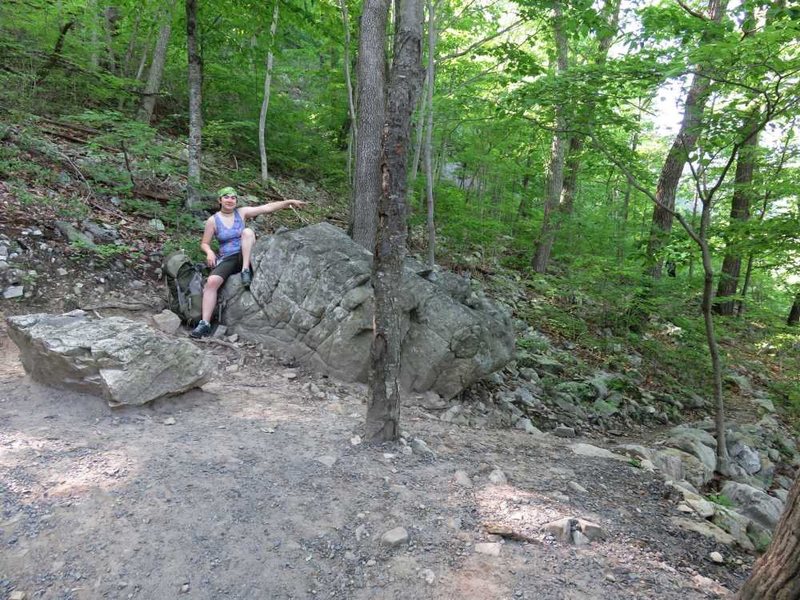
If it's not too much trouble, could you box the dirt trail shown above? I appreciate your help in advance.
[0,334,752,600]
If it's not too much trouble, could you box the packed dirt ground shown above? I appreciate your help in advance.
[1,324,756,600]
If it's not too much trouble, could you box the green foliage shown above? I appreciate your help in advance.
[706,493,734,508]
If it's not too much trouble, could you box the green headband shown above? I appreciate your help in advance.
[217,186,238,198]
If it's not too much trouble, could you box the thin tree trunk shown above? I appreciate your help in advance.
[351,0,390,250]
[531,0,568,273]
[646,0,727,278]
[410,69,429,186]
[88,0,100,70]
[736,474,800,599]
[137,19,172,124]
[340,0,357,189]
[36,21,75,83]
[120,9,141,76]
[185,0,203,209]
[367,0,422,442]
[259,1,280,186]
[424,0,436,268]
[788,291,800,326]
[103,7,118,73]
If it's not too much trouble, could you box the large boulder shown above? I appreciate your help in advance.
[220,223,514,399]
[7,312,215,406]
[720,481,785,531]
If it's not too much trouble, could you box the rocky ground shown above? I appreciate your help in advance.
[0,334,757,600]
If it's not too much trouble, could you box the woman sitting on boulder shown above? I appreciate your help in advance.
[191,186,306,338]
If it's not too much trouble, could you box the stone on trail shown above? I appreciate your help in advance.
[381,527,409,547]
[151,309,182,335]
[4,285,24,299]
[220,223,514,400]
[453,470,473,488]
[541,517,604,544]
[488,469,507,485]
[474,542,501,557]
[570,443,629,462]
[709,551,724,564]
[6,312,215,407]
[315,455,337,468]
[671,517,736,546]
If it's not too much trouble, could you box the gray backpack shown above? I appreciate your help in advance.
[163,251,204,325]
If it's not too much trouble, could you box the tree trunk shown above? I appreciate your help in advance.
[36,21,75,83]
[736,474,800,599]
[103,6,118,73]
[340,0,357,189]
[788,291,800,326]
[714,128,757,315]
[259,1,280,187]
[424,0,436,268]
[410,69,428,187]
[351,0,390,251]
[366,0,422,442]
[531,1,568,274]
[645,0,727,278]
[88,0,100,70]
[137,19,172,124]
[185,0,203,209]
[120,9,141,77]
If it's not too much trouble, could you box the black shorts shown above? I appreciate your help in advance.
[210,252,243,281]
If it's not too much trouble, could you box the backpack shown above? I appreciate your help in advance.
[163,251,205,325]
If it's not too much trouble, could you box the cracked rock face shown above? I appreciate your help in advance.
[220,223,514,399]
[7,312,215,406]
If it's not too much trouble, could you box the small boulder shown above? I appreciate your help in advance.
[381,527,409,547]
[7,312,215,407]
[151,310,182,335]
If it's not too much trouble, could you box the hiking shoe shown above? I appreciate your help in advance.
[240,268,252,288]
[190,320,212,338]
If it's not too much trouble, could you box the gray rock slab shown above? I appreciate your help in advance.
[720,481,784,530]
[7,312,215,407]
[151,310,182,335]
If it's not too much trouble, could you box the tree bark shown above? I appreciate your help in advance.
[714,128,757,315]
[259,0,280,186]
[351,0,390,251]
[340,0,357,189]
[185,0,203,209]
[645,0,727,278]
[788,291,800,326]
[736,474,800,599]
[531,0,568,274]
[137,19,172,124]
[36,20,75,83]
[366,0,422,442]
[424,0,436,268]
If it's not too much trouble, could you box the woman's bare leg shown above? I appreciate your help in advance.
[241,228,255,271]
[201,275,224,322]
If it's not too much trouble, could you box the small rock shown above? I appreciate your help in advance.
[227,334,239,343]
[3,285,24,299]
[568,481,588,494]
[212,325,228,339]
[488,469,507,485]
[401,446,413,456]
[381,527,409,547]
[709,551,724,564]
[151,310,182,335]
[180,583,190,593]
[224,364,240,373]
[453,470,473,488]
[420,568,435,584]
[366,559,377,567]
[350,435,362,446]
[474,543,501,557]
[56,268,69,276]
[10,592,28,600]
[553,425,576,438]
[163,417,176,426]
[284,371,298,380]
[411,438,435,456]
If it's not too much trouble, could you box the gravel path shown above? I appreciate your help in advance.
[0,335,752,600]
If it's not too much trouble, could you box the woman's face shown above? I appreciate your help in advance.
[219,194,237,212]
